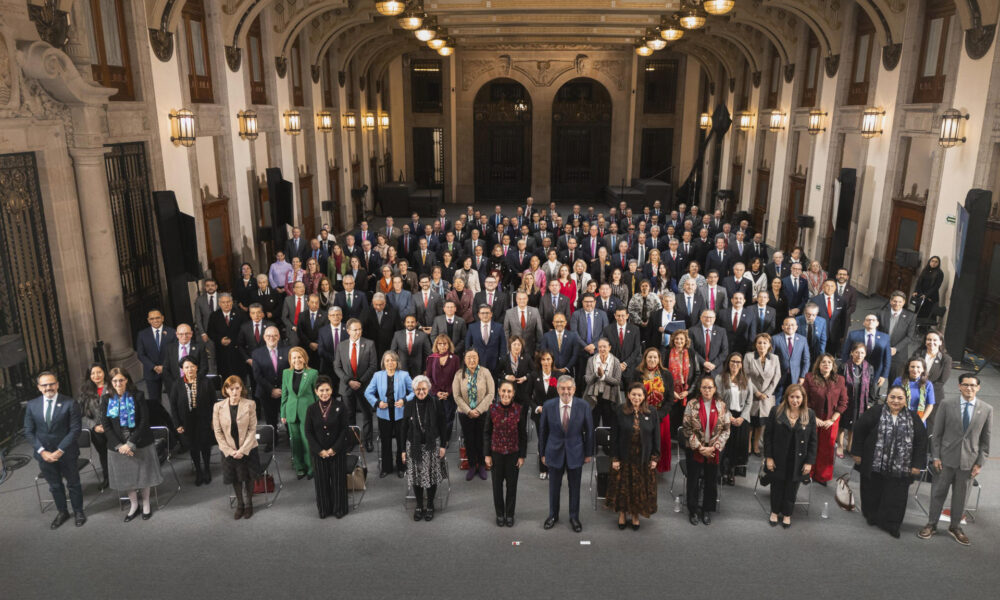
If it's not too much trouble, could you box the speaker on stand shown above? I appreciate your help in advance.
[796,215,815,250]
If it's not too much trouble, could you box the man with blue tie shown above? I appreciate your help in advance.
[796,302,828,362]
[782,262,810,317]
[570,294,609,387]
[540,375,594,532]
[24,372,86,529]
[772,317,811,398]
[750,291,778,337]
[841,314,892,388]
[136,309,175,405]
[918,374,993,546]
[465,305,507,372]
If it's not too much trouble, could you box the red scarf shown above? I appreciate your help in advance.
[668,348,690,406]
[694,398,720,464]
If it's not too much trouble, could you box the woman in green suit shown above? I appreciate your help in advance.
[281,346,318,479]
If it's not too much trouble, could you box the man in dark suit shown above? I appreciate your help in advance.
[662,238,687,280]
[692,229,714,270]
[281,281,310,347]
[135,309,174,405]
[284,227,310,263]
[541,313,582,374]
[465,305,507,372]
[774,317,812,393]
[463,229,486,258]
[410,237,436,276]
[473,275,507,322]
[704,237,733,278]
[595,283,622,320]
[429,300,467,354]
[796,303,829,363]
[645,292,682,349]
[602,307,642,373]
[558,238,581,266]
[811,279,847,352]
[333,318,377,451]
[507,240,532,277]
[24,372,86,529]
[782,262,810,317]
[364,293,401,358]
[841,314,892,388]
[835,268,859,326]
[539,375,594,533]
[296,294,328,369]
[722,262,753,302]
[749,233,768,265]
[317,306,348,381]
[764,250,790,282]
[305,238,329,267]
[251,326,289,436]
[749,290,779,337]
[192,278,219,348]
[721,292,755,355]
[730,231,751,266]
[581,226,603,263]
[360,241,382,282]
[237,304,275,375]
[570,294,609,381]
[248,274,281,323]
[434,208,451,234]
[437,231,461,263]
[676,279,707,327]
[391,315,433,376]
[206,292,246,380]
[317,228,336,257]
[689,310,729,375]
[539,279,572,331]
[878,291,917,381]
[161,323,208,400]
[335,275,367,322]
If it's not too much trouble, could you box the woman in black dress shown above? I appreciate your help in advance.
[77,363,110,490]
[169,357,217,486]
[212,375,261,519]
[496,336,534,407]
[305,375,351,519]
[768,277,789,325]
[607,383,660,530]
[530,351,559,479]
[839,342,879,456]
[487,244,510,286]
[911,256,943,317]
[762,383,817,528]
[484,381,528,527]
[402,375,448,521]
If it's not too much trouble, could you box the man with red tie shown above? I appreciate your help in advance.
[207,292,246,380]
[688,310,729,375]
[281,281,309,347]
[251,326,289,438]
[333,319,377,452]
[810,279,846,353]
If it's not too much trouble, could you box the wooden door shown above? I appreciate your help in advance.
[329,166,342,233]
[203,198,233,290]
[752,168,769,232]
[879,200,925,297]
[970,222,1000,361]
[551,78,612,201]
[782,175,806,251]
[299,173,315,239]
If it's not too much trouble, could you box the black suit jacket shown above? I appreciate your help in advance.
[688,325,729,375]
[251,345,289,403]
[285,238,310,263]
[390,329,432,375]
[206,310,246,377]
[722,276,754,302]
[748,305,779,337]
[704,249,733,277]
[162,340,209,396]
[334,290,367,322]
[676,293,707,328]
[136,327,175,383]
[609,406,661,463]
[247,288,281,321]
[473,290,508,322]
[720,307,755,354]
[602,323,642,370]
[538,293,572,331]
[238,319,276,362]
[363,306,401,356]
[764,261,790,283]
[297,311,329,354]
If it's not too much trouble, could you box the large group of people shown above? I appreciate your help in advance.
[26,199,991,545]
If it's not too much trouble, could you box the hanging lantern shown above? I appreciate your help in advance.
[807,109,827,135]
[375,1,406,17]
[699,112,712,130]
[768,109,786,132]
[646,35,667,51]
[398,9,425,30]
[415,18,438,42]
[283,109,301,136]
[427,36,447,50]
[379,112,390,129]
[679,10,706,30]
[316,111,333,133]
[703,1,735,16]
[737,111,755,131]
[635,42,654,57]
[236,110,258,141]
[342,112,357,131]
[938,108,969,148]
[860,106,885,139]
[363,113,376,131]
[169,108,196,147]
[437,39,455,56]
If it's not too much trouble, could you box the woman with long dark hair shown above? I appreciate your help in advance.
[425,334,461,442]
[744,333,781,456]
[763,383,817,528]
[484,381,528,527]
[607,383,660,530]
[717,353,754,485]
[911,256,944,317]
[802,354,848,486]
[633,348,674,474]
[667,329,701,439]
[840,342,878,457]
[892,357,936,425]
[531,350,559,479]
[682,375,731,526]
[304,375,351,519]
[77,363,110,490]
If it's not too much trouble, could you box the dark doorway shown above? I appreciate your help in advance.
[782,174,806,251]
[752,167,770,233]
[474,79,532,202]
[640,128,673,181]
[551,78,612,201]
[971,221,1000,362]
[879,197,926,297]
[413,127,444,189]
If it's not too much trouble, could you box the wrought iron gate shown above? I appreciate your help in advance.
[0,152,70,446]
[104,143,163,340]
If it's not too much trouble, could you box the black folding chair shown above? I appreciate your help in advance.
[34,428,104,513]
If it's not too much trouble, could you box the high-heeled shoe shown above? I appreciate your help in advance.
[781,520,791,529]
[124,509,140,523]
[631,521,640,531]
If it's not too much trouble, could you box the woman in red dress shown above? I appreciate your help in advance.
[633,347,674,473]
[802,353,848,485]
[556,264,577,314]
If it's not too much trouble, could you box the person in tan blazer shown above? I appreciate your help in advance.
[213,375,260,520]
[453,350,495,481]
[744,333,781,455]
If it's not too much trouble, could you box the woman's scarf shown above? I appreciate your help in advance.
[643,373,665,409]
[106,393,136,428]
[693,399,720,464]
[669,348,690,405]
[872,406,914,477]
[844,360,872,414]
[465,366,480,409]
[903,380,929,419]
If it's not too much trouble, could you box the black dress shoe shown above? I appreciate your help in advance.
[124,510,140,523]
[306,473,313,480]
[97,479,109,492]
[768,517,779,527]
[701,512,712,526]
[203,472,212,484]
[424,508,434,521]
[543,517,558,529]
[194,476,203,487]
[379,471,390,479]
[618,522,627,530]
[496,516,506,527]
[570,518,582,533]
[75,512,87,527]
[142,510,153,521]
[631,522,640,531]
[413,508,424,521]
[689,512,700,526]
[50,511,71,530]
[365,442,375,453]
[781,521,791,529]
[506,516,515,527]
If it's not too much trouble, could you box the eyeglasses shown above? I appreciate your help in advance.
[959,383,979,388]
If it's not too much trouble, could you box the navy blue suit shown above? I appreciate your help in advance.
[540,329,582,373]
[465,320,506,372]
[135,326,175,402]
[795,315,829,362]
[24,393,83,514]
[782,276,810,313]
[773,332,811,394]
[841,330,892,383]
[539,397,594,520]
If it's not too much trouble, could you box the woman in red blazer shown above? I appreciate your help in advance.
[802,353,848,484]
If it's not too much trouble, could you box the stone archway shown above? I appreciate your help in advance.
[550,77,612,201]
[473,78,532,202]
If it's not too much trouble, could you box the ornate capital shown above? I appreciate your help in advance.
[225,46,242,72]
[275,57,288,78]
[28,1,69,50]
[149,29,174,62]
[824,54,840,78]
[17,41,114,107]
[881,43,902,71]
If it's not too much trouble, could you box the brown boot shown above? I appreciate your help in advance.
[234,506,245,520]
[243,503,254,519]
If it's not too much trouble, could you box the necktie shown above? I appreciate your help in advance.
[705,329,711,358]
[733,311,739,331]
[553,295,558,309]
[225,313,230,326]
[488,293,493,306]
[838,284,844,296]
[963,402,972,431]
[591,239,596,255]
[181,344,188,359]
[350,343,358,375]
[618,327,624,347]
[586,313,593,343]
[519,252,524,264]
[520,310,526,329]
[254,323,261,343]
[866,334,874,354]
[793,279,798,292]
[890,313,898,336]
[719,250,723,262]
[209,295,214,312]
[270,348,278,372]
[313,250,318,260]
[759,308,765,326]
[557,332,562,350]
[808,323,814,345]
[408,331,413,353]
[562,404,569,432]
[154,329,161,349]
[827,297,833,318]
[44,398,53,426]
[569,250,574,262]
[788,336,794,356]
[424,293,429,308]
[347,293,352,308]
[482,323,489,344]
[294,297,302,326]
[333,328,339,350]
[311,312,316,327]
[687,296,693,315]
[622,256,625,268]
[710,289,716,311]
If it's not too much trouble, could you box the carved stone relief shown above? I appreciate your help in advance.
[225,46,242,72]
[275,56,288,78]
[461,54,625,91]
[0,31,14,110]
[825,54,840,78]
[966,24,996,61]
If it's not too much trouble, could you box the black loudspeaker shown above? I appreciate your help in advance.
[153,190,198,326]
[0,334,26,369]
[797,215,815,228]
[895,248,921,270]
[321,201,334,212]
[827,168,857,274]
[945,190,991,359]
[266,168,293,250]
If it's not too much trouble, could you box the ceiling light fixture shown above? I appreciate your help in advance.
[375,0,406,17]
[703,0,735,16]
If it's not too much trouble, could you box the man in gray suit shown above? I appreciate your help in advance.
[413,275,443,330]
[539,279,572,332]
[193,278,219,369]
[429,300,467,354]
[918,373,992,546]
[281,281,309,347]
[877,291,917,381]
[503,291,544,357]
[332,318,377,451]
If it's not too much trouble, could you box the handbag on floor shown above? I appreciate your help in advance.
[253,474,275,494]
[835,473,855,511]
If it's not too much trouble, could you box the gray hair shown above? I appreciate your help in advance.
[557,375,576,388]
[218,292,233,300]
[327,306,343,316]
[660,291,676,303]
[412,375,431,389]
[372,292,386,303]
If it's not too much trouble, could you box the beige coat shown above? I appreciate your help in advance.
[212,398,258,457]
[743,352,781,418]
[453,368,495,414]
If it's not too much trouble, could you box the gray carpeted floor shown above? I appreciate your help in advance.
[2,290,997,599]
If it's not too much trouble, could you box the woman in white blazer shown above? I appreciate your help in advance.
[743,332,781,456]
